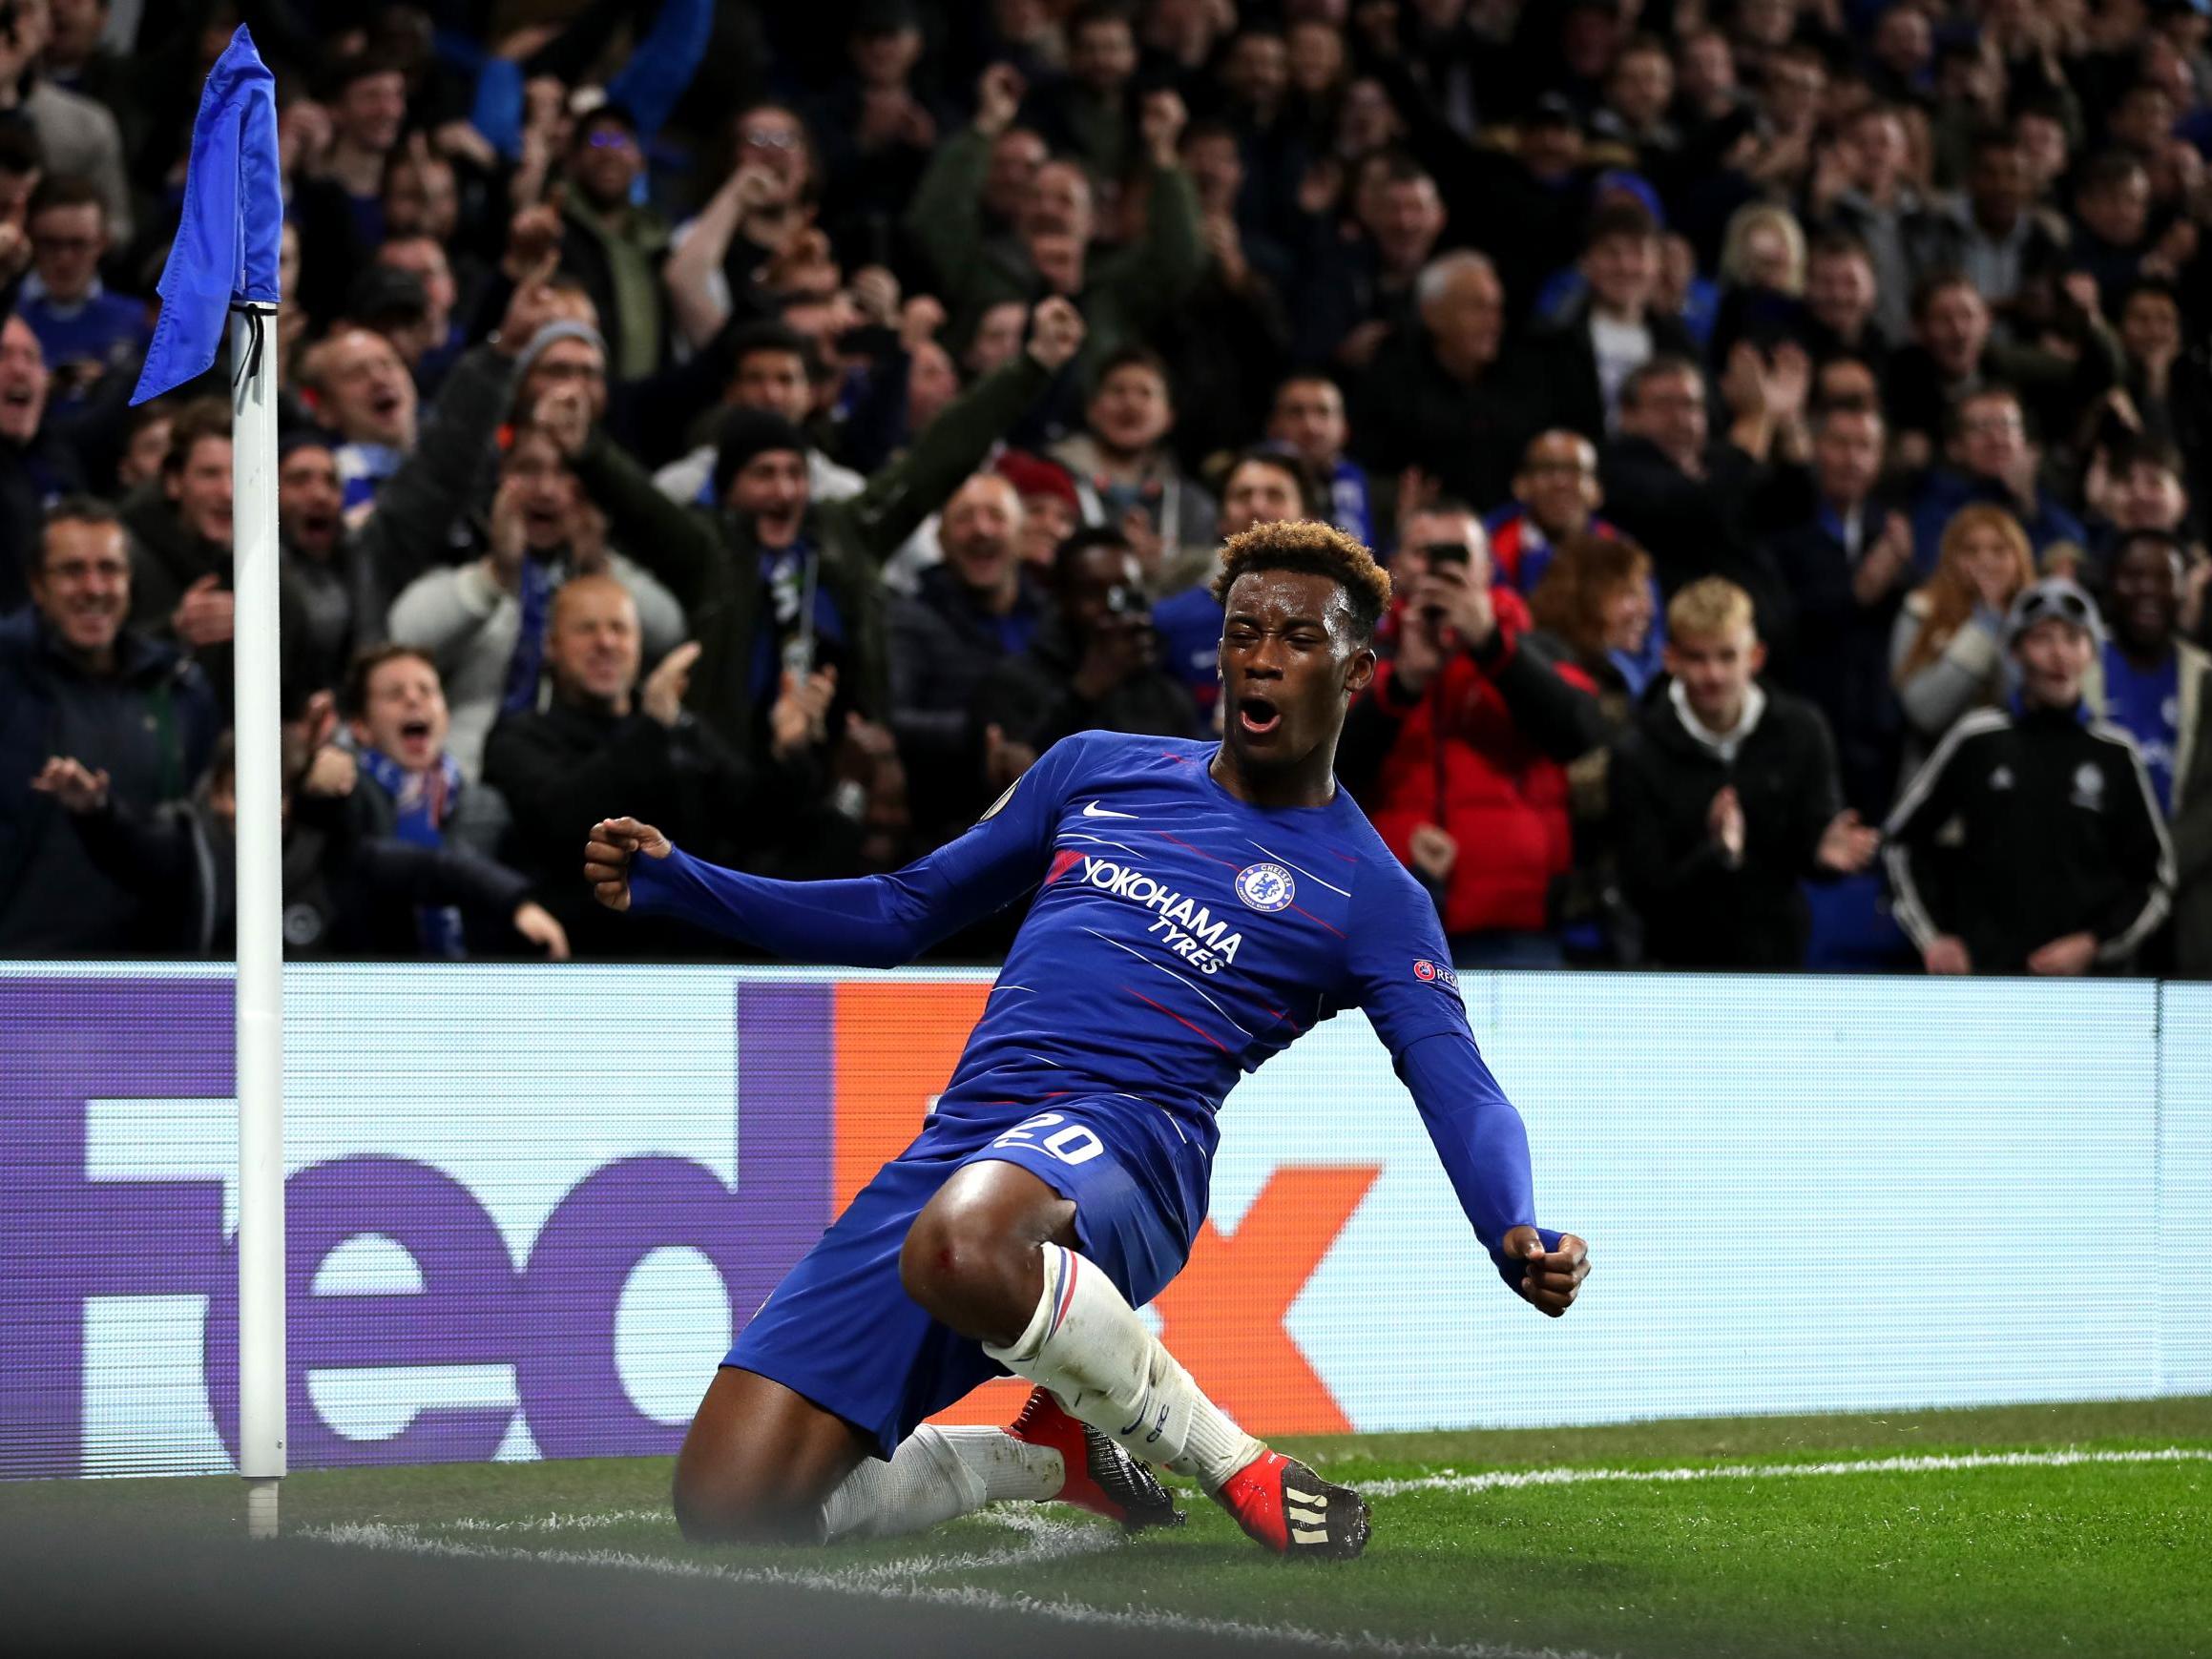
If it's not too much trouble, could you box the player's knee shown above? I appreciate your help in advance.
[899,1201,1037,1346]
[671,1461,824,1546]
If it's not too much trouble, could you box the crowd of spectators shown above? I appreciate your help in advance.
[0,0,2207,976]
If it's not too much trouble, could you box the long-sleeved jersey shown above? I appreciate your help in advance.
[630,731,1550,1279]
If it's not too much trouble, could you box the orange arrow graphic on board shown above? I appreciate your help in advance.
[1150,1164,1380,1436]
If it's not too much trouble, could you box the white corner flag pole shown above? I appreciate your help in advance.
[231,301,286,1538]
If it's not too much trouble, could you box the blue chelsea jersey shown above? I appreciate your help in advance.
[630,729,1541,1268]
[949,735,1474,1144]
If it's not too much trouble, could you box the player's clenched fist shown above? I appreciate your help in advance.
[1503,1226,1590,1317]
[584,817,672,912]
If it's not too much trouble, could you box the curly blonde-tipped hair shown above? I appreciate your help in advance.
[1209,519,1392,639]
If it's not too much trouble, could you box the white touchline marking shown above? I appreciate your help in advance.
[303,1449,2208,1659]
[303,1524,1605,1659]
[1353,1445,2212,1500]
[438,1509,668,1533]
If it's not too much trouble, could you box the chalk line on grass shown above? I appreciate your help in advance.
[1357,1444,2212,1500]
[304,1445,2208,1659]
[303,1523,1603,1659]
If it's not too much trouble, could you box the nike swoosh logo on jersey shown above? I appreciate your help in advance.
[1082,801,1138,819]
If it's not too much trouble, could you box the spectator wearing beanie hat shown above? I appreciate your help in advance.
[387,420,687,780]
[993,450,1080,573]
[544,297,1090,762]
[1886,577,2176,976]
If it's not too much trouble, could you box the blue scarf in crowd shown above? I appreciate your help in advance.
[500,554,557,715]
[356,746,469,958]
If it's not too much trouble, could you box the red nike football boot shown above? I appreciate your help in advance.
[1009,1387,1184,1532]
[1212,1448,1372,1559]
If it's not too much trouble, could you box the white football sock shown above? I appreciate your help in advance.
[818,1424,1065,1542]
[982,1243,1263,1490]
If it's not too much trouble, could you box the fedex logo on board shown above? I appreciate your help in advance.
[0,976,1375,1479]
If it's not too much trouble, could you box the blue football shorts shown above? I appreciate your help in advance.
[726,1091,1206,1460]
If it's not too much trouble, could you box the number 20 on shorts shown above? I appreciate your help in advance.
[991,1111,1104,1165]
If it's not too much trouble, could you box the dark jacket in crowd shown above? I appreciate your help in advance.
[2172,653,2212,978]
[571,352,1056,760]
[887,563,1051,838]
[123,342,529,703]
[1609,683,1849,969]
[59,780,527,960]
[0,611,219,954]
[0,426,87,615]
[1531,301,1702,448]
[904,134,1206,387]
[1351,330,1534,517]
[558,196,673,384]
[970,609,1200,756]
[1881,331,2122,460]
[298,342,540,678]
[1598,436,1804,652]
[1884,702,2176,974]
[1765,506,1909,819]
[122,484,233,695]
[482,695,764,958]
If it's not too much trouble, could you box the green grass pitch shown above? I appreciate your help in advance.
[13,1397,2210,1658]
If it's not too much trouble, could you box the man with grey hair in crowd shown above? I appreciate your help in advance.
[1354,249,1534,515]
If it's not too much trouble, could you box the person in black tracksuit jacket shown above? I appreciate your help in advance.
[1884,578,2175,976]
[1609,578,1880,969]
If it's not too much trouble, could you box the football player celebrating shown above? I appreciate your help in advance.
[584,520,1589,1558]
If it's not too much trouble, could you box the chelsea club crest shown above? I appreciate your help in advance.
[1234,861,1296,913]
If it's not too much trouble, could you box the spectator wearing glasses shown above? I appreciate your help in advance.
[1485,430,1599,582]
[1909,384,2088,574]
[3,499,219,955]
[1886,578,2174,976]
[559,101,670,382]
[1490,428,1665,694]
[14,175,144,397]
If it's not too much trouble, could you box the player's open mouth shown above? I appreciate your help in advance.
[1237,695,1281,736]
[400,718,432,744]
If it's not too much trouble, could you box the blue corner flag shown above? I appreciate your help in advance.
[131,26,282,405]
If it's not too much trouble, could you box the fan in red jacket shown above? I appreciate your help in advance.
[1339,507,1611,963]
